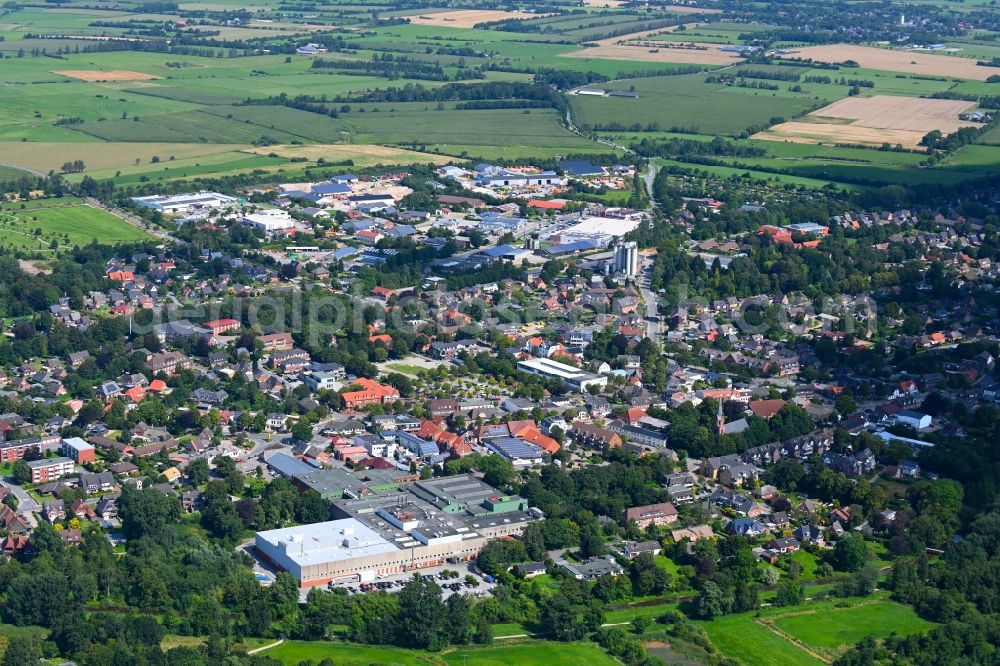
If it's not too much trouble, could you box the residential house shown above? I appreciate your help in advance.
[625,502,678,528]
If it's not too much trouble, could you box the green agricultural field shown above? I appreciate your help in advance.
[70,109,305,143]
[0,198,150,251]
[651,136,999,189]
[342,107,597,152]
[945,144,1000,173]
[259,640,619,666]
[0,141,247,175]
[0,165,31,181]
[976,125,1000,146]
[569,73,830,136]
[86,153,292,186]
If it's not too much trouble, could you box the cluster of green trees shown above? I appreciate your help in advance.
[349,578,491,649]
[837,507,1000,664]
[312,53,481,82]
[631,136,767,159]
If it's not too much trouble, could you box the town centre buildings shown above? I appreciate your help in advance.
[254,475,540,586]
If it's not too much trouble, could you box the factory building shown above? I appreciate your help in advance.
[254,475,540,586]
[516,356,608,391]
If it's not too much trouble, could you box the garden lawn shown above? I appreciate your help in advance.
[790,550,818,581]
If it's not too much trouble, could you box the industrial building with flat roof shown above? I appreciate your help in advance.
[132,191,238,215]
[516,356,608,391]
[254,474,538,586]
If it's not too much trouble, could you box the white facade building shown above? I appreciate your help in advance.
[244,210,296,232]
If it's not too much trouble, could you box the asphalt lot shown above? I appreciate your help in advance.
[321,562,497,602]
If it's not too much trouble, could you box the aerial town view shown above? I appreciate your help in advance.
[0,0,999,664]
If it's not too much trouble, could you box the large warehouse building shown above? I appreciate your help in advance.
[516,356,608,391]
[254,475,540,586]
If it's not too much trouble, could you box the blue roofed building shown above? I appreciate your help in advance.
[557,160,604,177]
[391,431,440,459]
[386,225,417,239]
[474,244,520,261]
[266,452,317,478]
[312,182,352,196]
[486,437,544,466]
[332,247,361,261]
[544,239,601,257]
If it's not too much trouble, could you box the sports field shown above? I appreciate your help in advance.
[0,198,150,251]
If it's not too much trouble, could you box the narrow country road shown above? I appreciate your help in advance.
[246,639,284,654]
[0,162,46,178]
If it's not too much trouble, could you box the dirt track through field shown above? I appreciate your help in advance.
[781,44,992,80]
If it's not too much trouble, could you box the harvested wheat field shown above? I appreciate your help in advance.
[408,10,548,28]
[53,70,161,82]
[756,95,976,149]
[783,44,991,81]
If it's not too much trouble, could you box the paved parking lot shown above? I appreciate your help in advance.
[322,563,496,601]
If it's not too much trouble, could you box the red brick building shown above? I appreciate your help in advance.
[625,502,678,528]
[342,378,400,410]
[202,318,241,335]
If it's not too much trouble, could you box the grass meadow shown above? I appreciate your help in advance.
[0,197,150,251]
[260,640,619,666]
[696,598,933,666]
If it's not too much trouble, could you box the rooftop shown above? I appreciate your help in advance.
[256,518,399,567]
